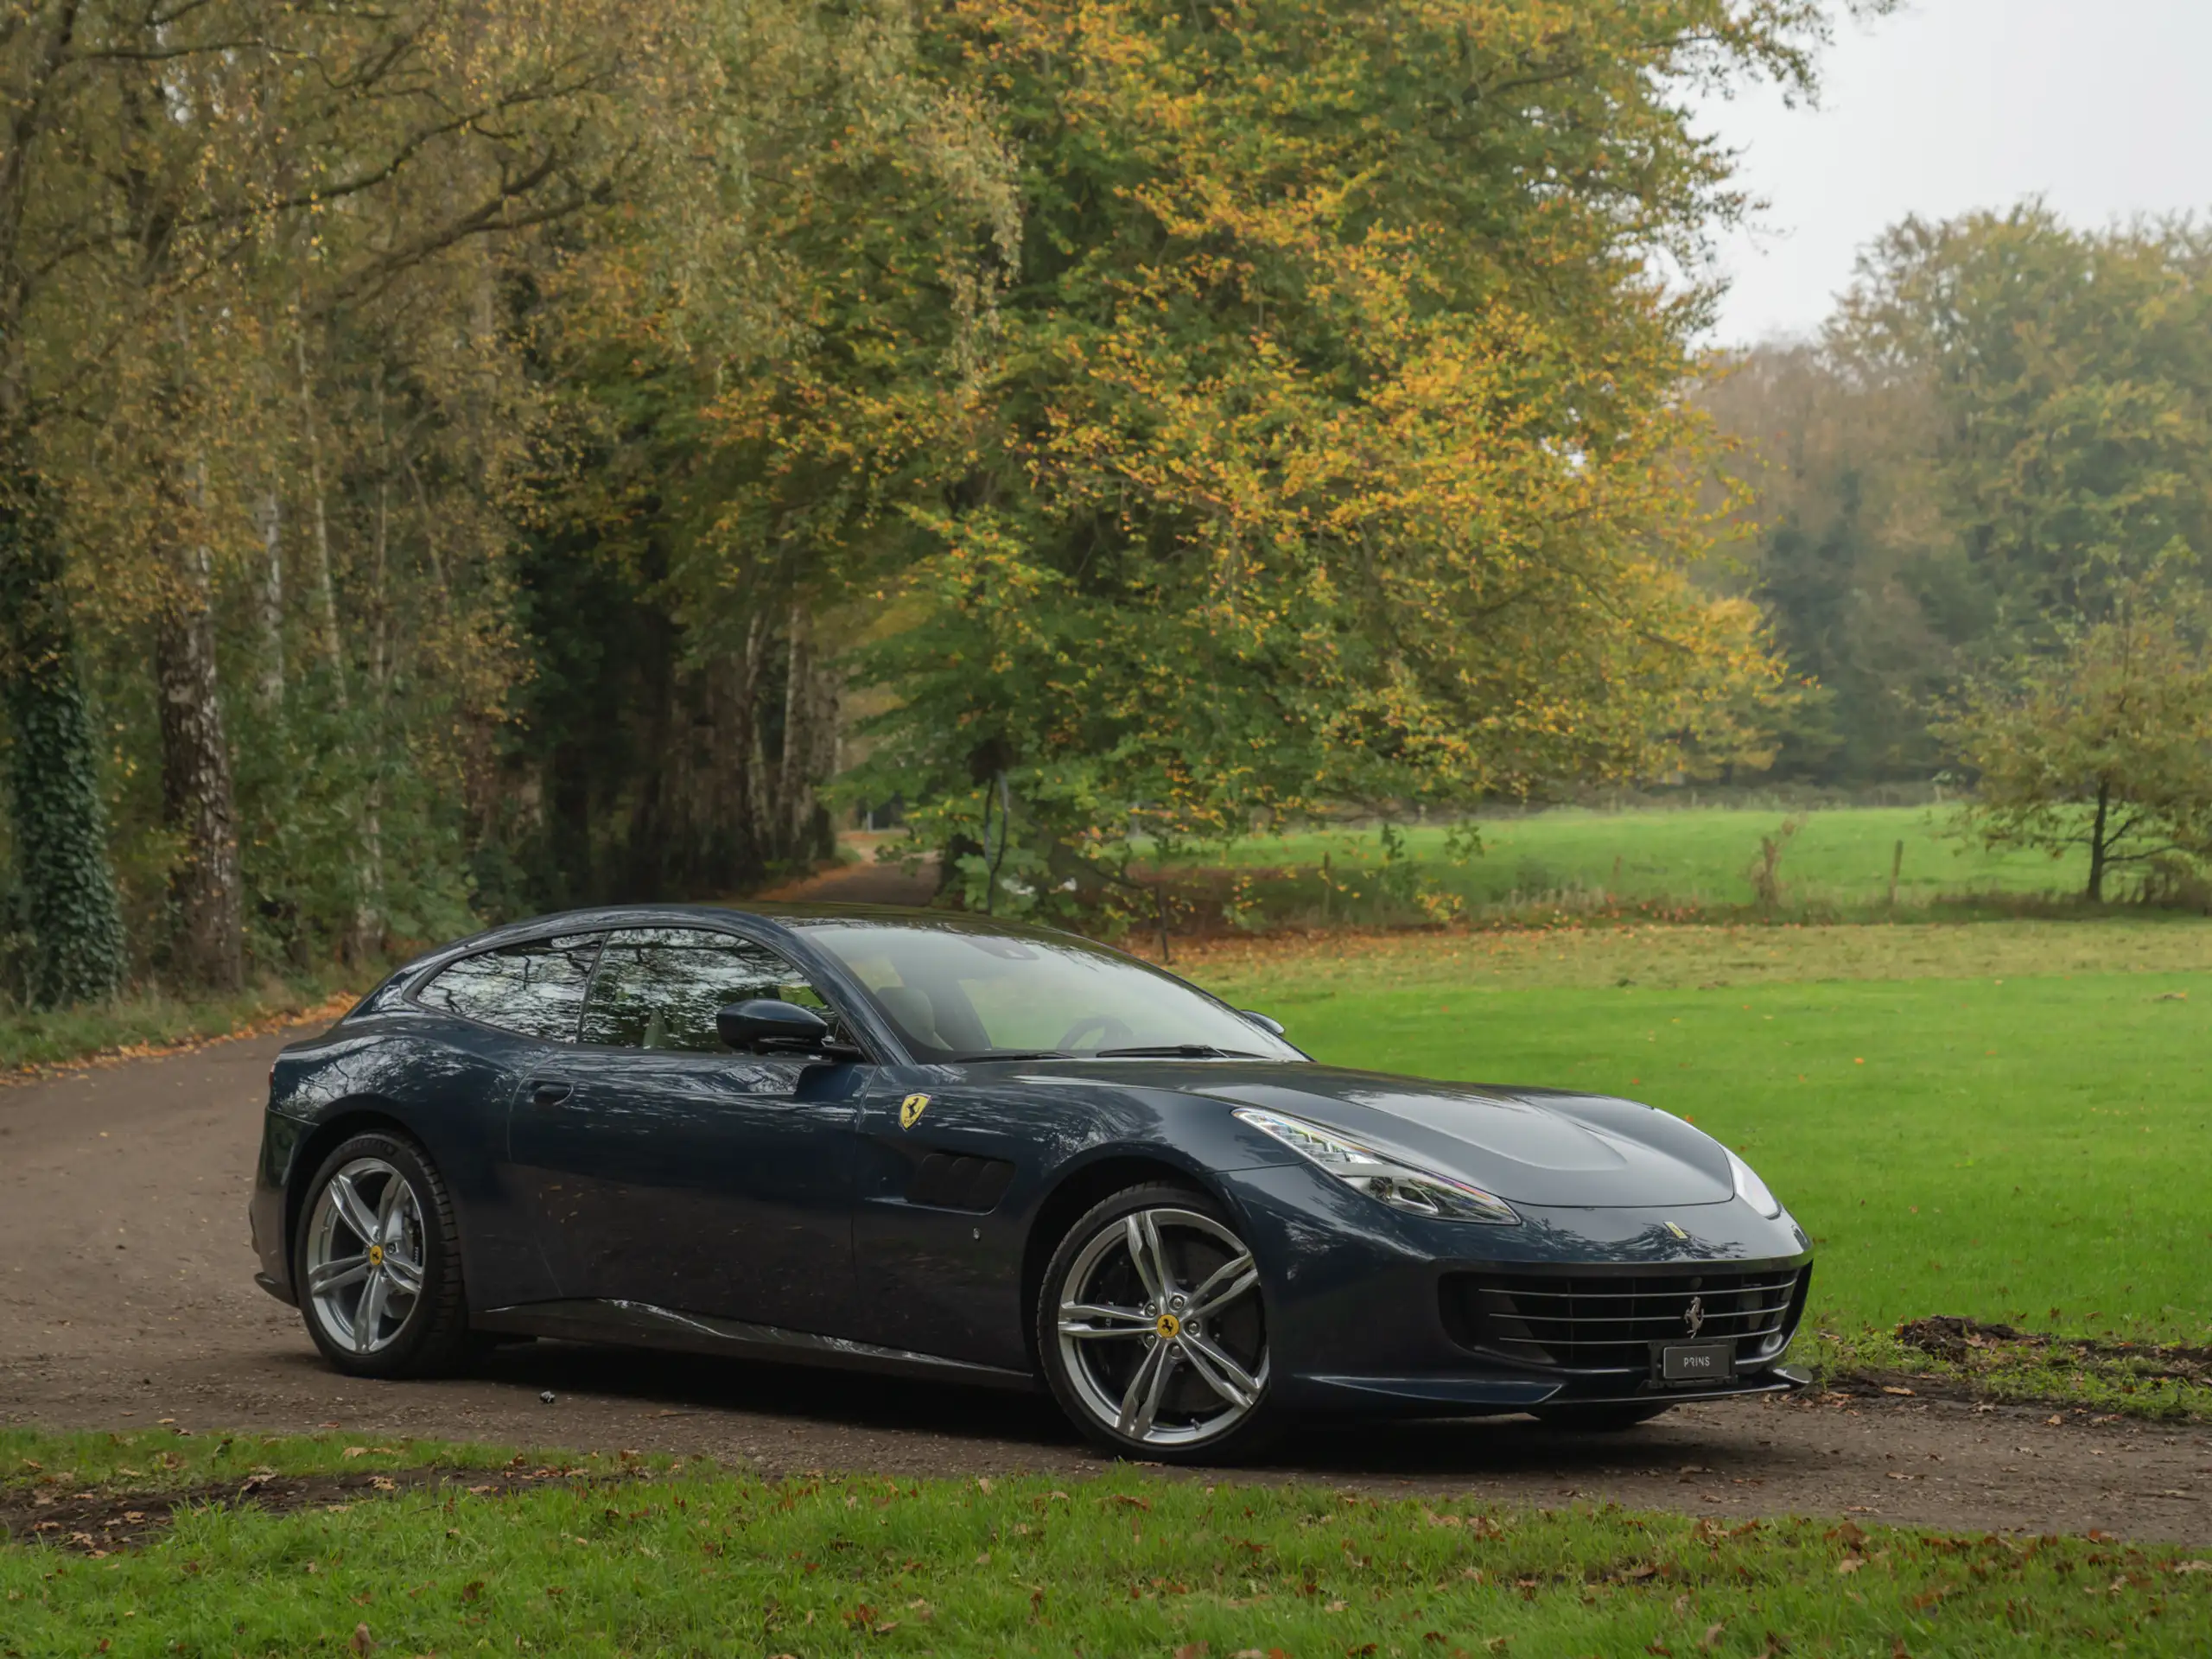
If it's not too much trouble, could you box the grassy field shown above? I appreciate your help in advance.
[1185,921,2212,1408]
[1159,805,2096,923]
[5,1428,2209,1657]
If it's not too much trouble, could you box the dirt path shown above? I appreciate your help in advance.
[754,844,938,906]
[3,1031,2207,1543]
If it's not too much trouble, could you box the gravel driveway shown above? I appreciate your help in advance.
[3,1028,2205,1543]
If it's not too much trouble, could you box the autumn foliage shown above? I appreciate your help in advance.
[845,0,1806,873]
[0,0,1852,995]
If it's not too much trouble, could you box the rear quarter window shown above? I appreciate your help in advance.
[414,935,601,1040]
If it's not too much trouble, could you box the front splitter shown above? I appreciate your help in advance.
[1295,1364,1809,1414]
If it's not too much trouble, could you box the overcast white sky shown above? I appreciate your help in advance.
[1697,0,2212,346]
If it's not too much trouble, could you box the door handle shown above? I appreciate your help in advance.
[529,1080,573,1107]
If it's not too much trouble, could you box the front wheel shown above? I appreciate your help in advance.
[1038,1183,1282,1464]
[293,1130,472,1378]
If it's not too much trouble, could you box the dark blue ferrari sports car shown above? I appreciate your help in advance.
[250,905,1812,1461]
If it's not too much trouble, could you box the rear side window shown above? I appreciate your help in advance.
[416,935,601,1040]
[581,927,830,1052]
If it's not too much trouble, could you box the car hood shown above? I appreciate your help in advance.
[1185,1065,1735,1208]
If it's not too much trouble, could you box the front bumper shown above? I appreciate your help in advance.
[1214,1163,1815,1417]
[247,1110,308,1305]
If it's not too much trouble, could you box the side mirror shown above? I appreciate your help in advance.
[717,999,831,1052]
[1238,1009,1286,1037]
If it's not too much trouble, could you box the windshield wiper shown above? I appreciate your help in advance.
[1096,1044,1268,1059]
[958,1049,1071,1063]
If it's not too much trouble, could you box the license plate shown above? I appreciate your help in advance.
[1659,1341,1735,1382]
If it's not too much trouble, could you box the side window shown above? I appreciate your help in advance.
[416,935,601,1040]
[580,928,830,1052]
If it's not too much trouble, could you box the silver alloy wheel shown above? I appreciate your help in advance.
[1056,1205,1268,1447]
[304,1156,426,1356]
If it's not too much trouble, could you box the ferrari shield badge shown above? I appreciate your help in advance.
[899,1092,931,1129]
[1663,1220,1689,1240]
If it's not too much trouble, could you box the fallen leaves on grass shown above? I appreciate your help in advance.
[1897,1314,2212,1385]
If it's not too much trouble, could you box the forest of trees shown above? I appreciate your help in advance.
[0,0,1847,1005]
[1700,207,2212,898]
[6,1,2211,1009]
[1705,207,2212,784]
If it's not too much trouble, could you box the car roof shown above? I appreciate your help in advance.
[400,900,1084,966]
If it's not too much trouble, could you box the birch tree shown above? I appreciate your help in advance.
[3,0,649,989]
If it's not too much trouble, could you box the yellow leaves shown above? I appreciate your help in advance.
[797,0,1815,842]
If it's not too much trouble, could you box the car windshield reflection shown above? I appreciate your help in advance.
[791,919,1306,1065]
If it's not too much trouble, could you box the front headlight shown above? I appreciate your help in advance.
[1726,1148,1783,1219]
[1233,1107,1520,1225]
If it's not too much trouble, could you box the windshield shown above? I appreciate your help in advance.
[792,920,1306,1064]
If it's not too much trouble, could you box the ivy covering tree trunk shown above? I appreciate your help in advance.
[0,467,127,1007]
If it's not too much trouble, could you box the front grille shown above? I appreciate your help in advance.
[1440,1265,1809,1374]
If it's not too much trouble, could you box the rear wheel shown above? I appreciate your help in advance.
[293,1131,472,1378]
[1532,1402,1673,1433]
[1038,1183,1281,1464]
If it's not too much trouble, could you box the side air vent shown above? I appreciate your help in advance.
[906,1152,1016,1213]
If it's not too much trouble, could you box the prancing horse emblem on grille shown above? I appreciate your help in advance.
[1683,1294,1707,1338]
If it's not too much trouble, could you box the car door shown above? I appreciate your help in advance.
[837,950,1097,1370]
[407,930,606,1309]
[505,925,865,1334]
[849,1066,1072,1371]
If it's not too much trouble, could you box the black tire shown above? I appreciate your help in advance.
[1531,1402,1674,1433]
[291,1130,473,1379]
[1036,1181,1285,1465]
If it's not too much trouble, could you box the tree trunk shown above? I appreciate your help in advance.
[403,455,455,629]
[623,601,677,899]
[255,486,285,709]
[154,526,245,992]
[730,608,776,865]
[0,462,127,1007]
[349,410,393,961]
[774,603,841,865]
[295,326,347,703]
[547,741,594,907]
[2087,779,2111,903]
[351,782,385,964]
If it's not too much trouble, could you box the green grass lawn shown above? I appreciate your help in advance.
[5,1428,2209,1657]
[1160,805,2094,921]
[0,968,365,1077]
[1189,925,2212,1369]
